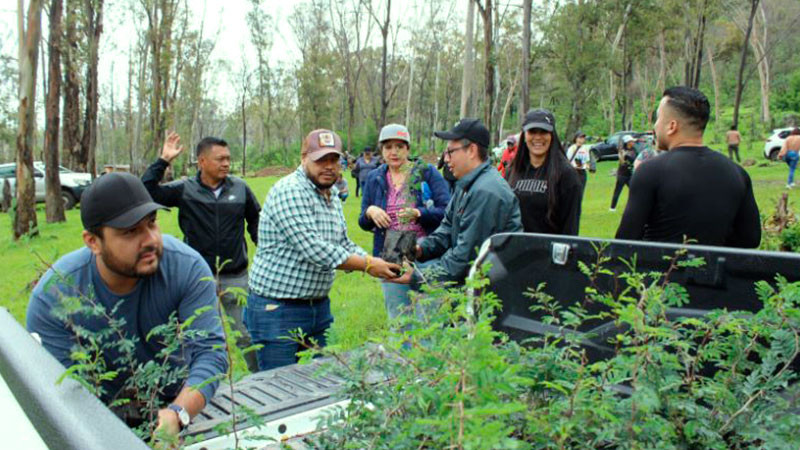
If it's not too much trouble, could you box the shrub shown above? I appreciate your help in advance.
[304,249,800,449]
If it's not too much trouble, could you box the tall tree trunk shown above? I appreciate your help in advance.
[405,49,414,126]
[378,0,391,129]
[241,93,247,177]
[460,0,475,117]
[706,44,720,127]
[80,0,103,179]
[476,0,494,144]
[657,27,667,94]
[732,0,760,130]
[15,0,43,239]
[126,45,134,172]
[62,0,81,170]
[498,69,519,143]
[431,51,441,151]
[607,2,631,134]
[750,1,770,125]
[691,1,707,88]
[520,0,531,114]
[45,0,65,223]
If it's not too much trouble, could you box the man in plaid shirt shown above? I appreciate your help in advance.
[246,129,406,371]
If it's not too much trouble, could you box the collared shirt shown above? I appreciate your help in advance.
[249,167,366,299]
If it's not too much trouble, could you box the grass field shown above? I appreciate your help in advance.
[0,140,793,351]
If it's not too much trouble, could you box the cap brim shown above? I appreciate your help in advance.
[523,122,554,132]
[434,130,461,141]
[308,149,343,161]
[104,202,169,229]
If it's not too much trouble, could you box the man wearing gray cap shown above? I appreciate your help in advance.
[26,172,228,436]
[246,129,405,371]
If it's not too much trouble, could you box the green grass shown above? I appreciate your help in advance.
[0,143,793,351]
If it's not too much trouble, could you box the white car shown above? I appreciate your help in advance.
[764,127,795,160]
[0,161,92,209]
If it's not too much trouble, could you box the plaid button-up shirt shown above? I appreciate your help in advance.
[249,167,366,299]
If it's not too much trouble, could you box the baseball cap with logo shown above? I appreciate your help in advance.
[522,109,556,133]
[379,124,411,144]
[302,129,343,161]
[434,118,490,148]
[81,172,169,230]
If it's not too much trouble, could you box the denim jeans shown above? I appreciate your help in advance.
[786,151,798,185]
[243,293,333,372]
[381,281,412,321]
[218,270,259,373]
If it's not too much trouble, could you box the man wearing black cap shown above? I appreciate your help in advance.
[415,118,522,284]
[27,172,228,436]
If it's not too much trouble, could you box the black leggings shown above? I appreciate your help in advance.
[610,175,631,210]
[355,178,361,197]
[728,144,740,163]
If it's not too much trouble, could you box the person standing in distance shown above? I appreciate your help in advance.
[726,125,742,163]
[609,135,636,212]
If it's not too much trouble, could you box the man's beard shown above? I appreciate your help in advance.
[100,244,163,278]
[309,172,337,190]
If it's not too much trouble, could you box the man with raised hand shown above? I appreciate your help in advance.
[142,132,261,372]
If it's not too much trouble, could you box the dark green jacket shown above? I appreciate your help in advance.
[419,161,522,283]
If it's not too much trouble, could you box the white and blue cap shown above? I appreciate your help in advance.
[379,124,411,144]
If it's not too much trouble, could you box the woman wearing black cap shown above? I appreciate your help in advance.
[507,109,582,235]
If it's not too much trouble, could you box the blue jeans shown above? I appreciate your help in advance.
[382,281,412,321]
[243,293,333,372]
[786,151,798,185]
[218,270,259,373]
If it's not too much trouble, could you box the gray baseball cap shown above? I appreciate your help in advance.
[379,124,410,144]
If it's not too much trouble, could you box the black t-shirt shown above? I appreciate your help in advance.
[615,146,761,248]
[510,158,582,235]
[617,149,636,178]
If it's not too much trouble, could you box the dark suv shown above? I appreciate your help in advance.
[590,131,655,161]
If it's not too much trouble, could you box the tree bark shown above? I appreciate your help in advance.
[62,0,81,170]
[520,0,531,115]
[80,0,103,179]
[750,1,770,125]
[732,0,760,130]
[460,0,475,117]
[476,0,494,145]
[706,44,720,127]
[45,0,65,222]
[15,0,43,239]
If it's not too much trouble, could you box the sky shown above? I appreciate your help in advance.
[0,0,526,115]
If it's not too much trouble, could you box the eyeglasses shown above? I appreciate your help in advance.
[443,144,469,158]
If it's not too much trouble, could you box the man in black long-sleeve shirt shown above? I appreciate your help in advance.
[616,86,760,248]
[142,132,262,371]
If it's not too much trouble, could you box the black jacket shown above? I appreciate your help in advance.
[142,158,260,274]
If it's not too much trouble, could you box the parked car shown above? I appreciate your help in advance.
[0,161,92,209]
[590,131,654,161]
[764,127,795,160]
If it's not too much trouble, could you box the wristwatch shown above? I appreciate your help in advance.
[167,404,191,429]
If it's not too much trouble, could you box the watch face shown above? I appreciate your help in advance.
[169,404,190,427]
[178,408,190,426]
